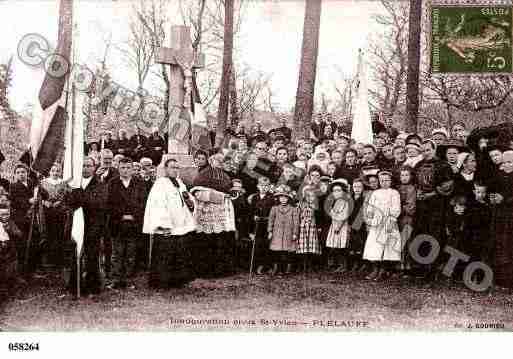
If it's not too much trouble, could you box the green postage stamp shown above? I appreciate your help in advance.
[431,5,512,73]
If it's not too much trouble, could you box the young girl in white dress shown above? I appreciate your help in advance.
[363,171,402,281]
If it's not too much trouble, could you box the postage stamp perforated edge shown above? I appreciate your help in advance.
[428,0,513,75]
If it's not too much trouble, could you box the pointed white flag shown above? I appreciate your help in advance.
[351,49,374,145]
[63,83,85,257]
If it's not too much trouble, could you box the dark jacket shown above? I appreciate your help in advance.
[129,134,147,160]
[99,167,120,184]
[107,177,147,236]
[65,176,108,294]
[334,164,361,184]
[0,178,9,194]
[66,176,108,231]
[114,138,132,157]
[10,180,37,229]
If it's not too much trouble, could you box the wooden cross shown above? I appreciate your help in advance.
[155,25,205,155]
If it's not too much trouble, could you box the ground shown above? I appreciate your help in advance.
[1,271,513,331]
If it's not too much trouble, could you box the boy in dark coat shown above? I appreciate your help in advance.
[464,183,493,268]
[230,179,251,270]
[248,176,275,274]
[9,164,48,276]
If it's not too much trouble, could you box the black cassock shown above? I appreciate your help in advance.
[65,176,108,295]
[145,135,166,167]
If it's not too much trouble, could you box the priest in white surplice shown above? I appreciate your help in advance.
[143,158,197,288]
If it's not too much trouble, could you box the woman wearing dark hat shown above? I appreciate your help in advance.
[146,127,166,167]
[453,153,478,203]
[362,169,380,192]
[405,133,422,147]
[485,145,505,189]
[436,138,467,174]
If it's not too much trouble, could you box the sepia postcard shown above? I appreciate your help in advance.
[1,0,513,356]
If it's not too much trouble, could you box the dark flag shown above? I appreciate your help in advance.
[26,0,73,175]
[19,149,33,168]
[33,106,68,174]
[38,0,73,111]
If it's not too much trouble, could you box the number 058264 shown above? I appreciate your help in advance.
[8,343,39,351]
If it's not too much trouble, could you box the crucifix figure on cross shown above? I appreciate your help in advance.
[175,56,194,109]
[155,25,205,156]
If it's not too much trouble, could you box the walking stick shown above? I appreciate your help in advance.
[148,234,154,270]
[76,248,80,299]
[248,234,256,281]
[24,186,39,274]
[249,219,260,280]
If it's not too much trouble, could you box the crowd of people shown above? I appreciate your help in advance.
[1,114,513,300]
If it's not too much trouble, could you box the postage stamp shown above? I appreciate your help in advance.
[431,5,513,73]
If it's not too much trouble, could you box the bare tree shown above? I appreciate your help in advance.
[333,76,354,119]
[368,0,408,119]
[229,70,239,126]
[136,0,171,124]
[293,0,322,140]
[215,0,234,148]
[0,58,12,112]
[263,83,277,115]
[0,59,28,178]
[235,67,272,120]
[118,6,155,95]
[405,0,422,132]
[179,0,247,115]
[424,74,513,127]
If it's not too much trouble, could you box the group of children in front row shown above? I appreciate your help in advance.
[239,165,492,284]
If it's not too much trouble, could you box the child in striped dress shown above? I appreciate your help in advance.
[297,189,321,272]
[325,179,351,273]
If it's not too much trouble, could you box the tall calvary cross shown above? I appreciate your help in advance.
[155,25,205,156]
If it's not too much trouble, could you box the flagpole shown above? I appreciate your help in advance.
[76,247,80,299]
[23,186,39,275]
[71,2,82,299]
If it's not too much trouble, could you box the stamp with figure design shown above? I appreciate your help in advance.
[431,4,512,73]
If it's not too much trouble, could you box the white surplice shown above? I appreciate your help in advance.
[143,177,196,235]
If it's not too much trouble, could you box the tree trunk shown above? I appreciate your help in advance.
[293,0,322,140]
[405,0,422,133]
[215,0,234,148]
[229,70,239,127]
